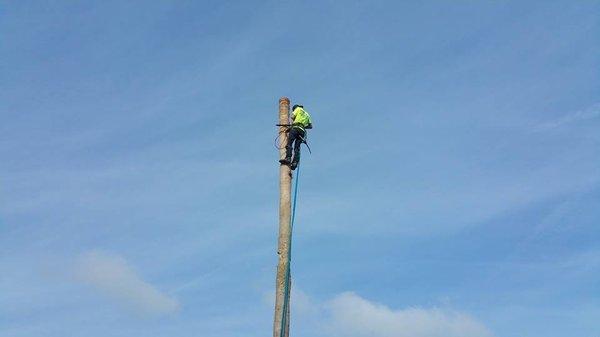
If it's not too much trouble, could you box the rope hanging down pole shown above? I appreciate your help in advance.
[279,165,300,337]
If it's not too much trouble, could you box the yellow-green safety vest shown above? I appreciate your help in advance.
[292,107,312,130]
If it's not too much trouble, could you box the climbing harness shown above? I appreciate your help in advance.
[279,164,301,337]
[274,124,312,154]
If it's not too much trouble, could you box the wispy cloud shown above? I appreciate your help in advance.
[534,103,600,131]
[75,251,179,317]
[325,292,492,337]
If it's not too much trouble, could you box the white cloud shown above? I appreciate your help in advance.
[534,103,600,131]
[325,292,492,337]
[75,251,179,316]
[265,289,492,337]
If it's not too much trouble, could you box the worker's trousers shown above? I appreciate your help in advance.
[285,127,306,164]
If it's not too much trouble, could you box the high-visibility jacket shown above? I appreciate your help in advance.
[292,107,312,130]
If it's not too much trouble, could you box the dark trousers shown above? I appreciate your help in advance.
[285,127,306,164]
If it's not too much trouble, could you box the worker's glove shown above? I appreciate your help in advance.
[305,123,313,129]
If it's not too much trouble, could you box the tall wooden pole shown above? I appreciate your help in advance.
[273,97,292,337]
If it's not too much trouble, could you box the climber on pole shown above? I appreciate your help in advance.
[279,104,313,170]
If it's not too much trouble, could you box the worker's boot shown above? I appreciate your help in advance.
[290,161,299,170]
[279,157,291,165]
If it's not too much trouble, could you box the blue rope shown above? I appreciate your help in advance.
[280,165,300,337]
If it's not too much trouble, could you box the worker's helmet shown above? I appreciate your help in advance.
[292,104,303,111]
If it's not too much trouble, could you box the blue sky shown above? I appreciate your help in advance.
[1,1,599,337]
